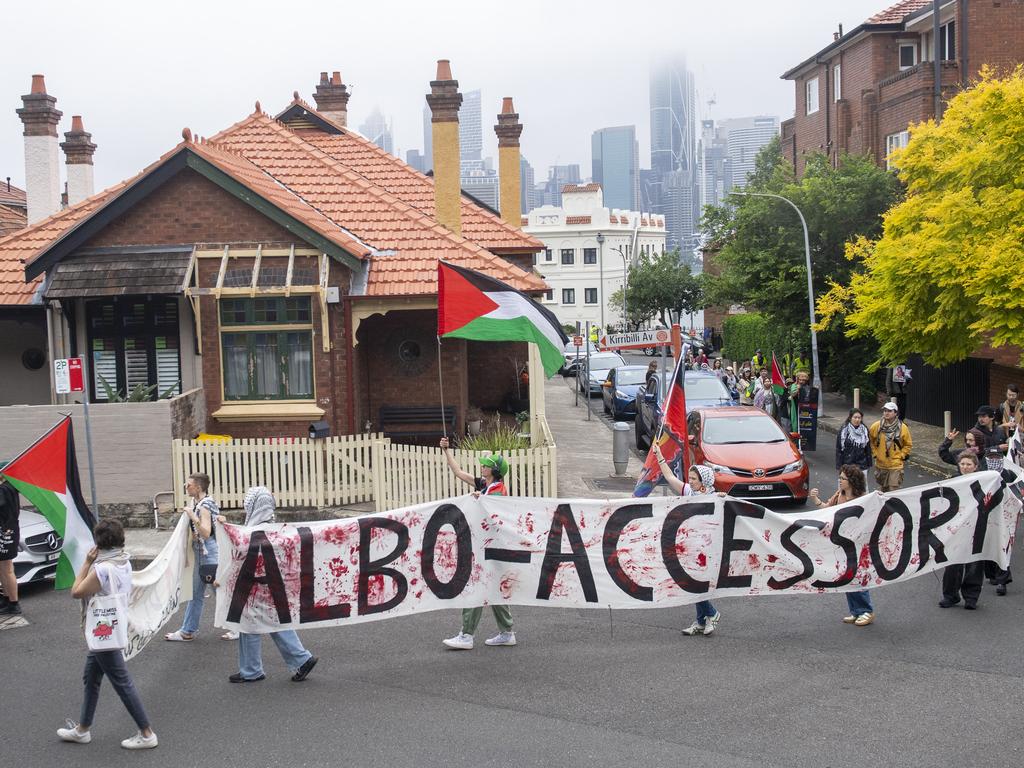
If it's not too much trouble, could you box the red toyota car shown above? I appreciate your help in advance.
[686,406,809,505]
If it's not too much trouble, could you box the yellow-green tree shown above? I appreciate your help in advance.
[822,68,1024,366]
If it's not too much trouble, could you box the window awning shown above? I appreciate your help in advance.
[44,246,194,299]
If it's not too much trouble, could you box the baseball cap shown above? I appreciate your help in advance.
[882,402,899,412]
[480,454,510,477]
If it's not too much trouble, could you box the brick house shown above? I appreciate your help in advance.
[780,0,1024,175]
[0,64,548,440]
[774,0,1024,412]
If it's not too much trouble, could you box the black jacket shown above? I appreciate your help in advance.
[0,482,19,530]
[835,428,872,471]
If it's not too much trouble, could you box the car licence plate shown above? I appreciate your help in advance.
[47,553,60,561]
[748,484,772,491]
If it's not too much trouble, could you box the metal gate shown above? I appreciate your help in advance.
[905,355,991,430]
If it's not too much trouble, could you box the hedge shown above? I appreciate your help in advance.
[721,314,808,369]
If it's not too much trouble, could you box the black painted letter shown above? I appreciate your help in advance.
[298,526,351,623]
[536,504,598,602]
[769,519,825,590]
[603,503,654,601]
[869,498,913,580]
[811,507,864,589]
[660,502,713,594]
[227,530,292,624]
[421,503,473,599]
[916,488,958,570]
[718,500,765,589]
[358,517,410,615]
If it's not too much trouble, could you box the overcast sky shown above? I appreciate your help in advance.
[2,0,889,191]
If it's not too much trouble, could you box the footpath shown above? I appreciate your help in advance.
[817,391,952,479]
[125,376,647,567]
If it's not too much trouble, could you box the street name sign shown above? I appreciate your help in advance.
[599,328,671,350]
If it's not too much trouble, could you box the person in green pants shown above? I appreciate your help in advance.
[438,437,516,650]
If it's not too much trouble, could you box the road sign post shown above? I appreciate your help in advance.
[54,357,97,513]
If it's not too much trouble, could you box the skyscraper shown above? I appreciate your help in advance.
[406,149,428,174]
[359,107,394,155]
[591,126,640,211]
[460,89,483,167]
[649,57,699,255]
[421,103,433,173]
[540,164,581,207]
[520,156,536,214]
[698,119,732,210]
[719,116,780,188]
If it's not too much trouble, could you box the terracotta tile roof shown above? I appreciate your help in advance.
[562,183,601,194]
[0,182,26,208]
[865,0,932,24]
[209,113,546,296]
[260,99,543,254]
[0,204,27,238]
[565,215,591,225]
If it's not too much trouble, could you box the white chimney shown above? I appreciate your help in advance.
[16,74,63,223]
[61,115,97,206]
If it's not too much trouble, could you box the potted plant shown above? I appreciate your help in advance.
[515,410,530,437]
[466,406,484,436]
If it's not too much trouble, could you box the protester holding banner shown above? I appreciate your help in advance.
[439,437,517,650]
[59,520,158,750]
[165,473,219,642]
[810,465,876,627]
[653,443,723,637]
[938,452,987,609]
[868,403,912,492]
[231,486,319,683]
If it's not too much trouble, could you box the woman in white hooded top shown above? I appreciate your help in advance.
[230,486,319,683]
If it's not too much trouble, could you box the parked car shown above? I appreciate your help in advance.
[600,365,648,419]
[686,406,809,505]
[578,352,627,396]
[12,509,62,585]
[560,340,601,376]
[634,370,736,449]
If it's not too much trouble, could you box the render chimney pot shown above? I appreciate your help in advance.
[62,114,96,206]
[494,97,524,228]
[312,70,351,127]
[17,74,62,223]
[426,59,463,235]
[435,59,453,82]
[833,32,840,41]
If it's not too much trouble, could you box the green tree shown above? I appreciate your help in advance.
[703,137,902,393]
[612,249,704,330]
[819,68,1024,367]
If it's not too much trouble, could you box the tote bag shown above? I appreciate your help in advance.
[84,592,129,652]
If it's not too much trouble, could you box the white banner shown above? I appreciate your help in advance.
[123,514,193,660]
[215,466,1023,633]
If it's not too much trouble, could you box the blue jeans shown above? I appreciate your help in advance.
[695,600,717,624]
[179,540,218,635]
[238,631,312,679]
[80,650,150,730]
[845,590,874,615]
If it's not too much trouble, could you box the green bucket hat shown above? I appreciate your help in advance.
[480,453,510,477]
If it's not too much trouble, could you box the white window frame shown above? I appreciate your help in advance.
[939,20,955,61]
[833,64,842,101]
[544,248,553,262]
[584,287,598,305]
[562,288,575,305]
[885,130,910,170]
[898,41,918,70]
[805,76,820,115]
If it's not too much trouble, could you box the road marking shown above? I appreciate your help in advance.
[0,615,29,631]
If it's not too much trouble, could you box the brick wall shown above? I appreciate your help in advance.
[965,0,1024,80]
[169,387,206,439]
[467,340,528,410]
[85,168,296,247]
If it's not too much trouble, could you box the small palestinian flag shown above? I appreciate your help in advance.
[0,416,95,589]
[437,261,569,377]
[770,353,787,397]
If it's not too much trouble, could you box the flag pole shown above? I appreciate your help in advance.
[436,335,448,440]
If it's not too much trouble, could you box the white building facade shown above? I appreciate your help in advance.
[524,184,666,332]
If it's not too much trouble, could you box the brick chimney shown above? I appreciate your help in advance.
[16,74,63,223]
[494,97,523,228]
[61,115,96,206]
[425,59,463,236]
[312,71,351,127]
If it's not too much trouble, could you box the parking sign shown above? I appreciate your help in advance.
[54,358,85,394]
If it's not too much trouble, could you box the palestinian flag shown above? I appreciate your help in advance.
[437,260,569,377]
[633,349,689,497]
[0,417,95,589]
[770,353,787,397]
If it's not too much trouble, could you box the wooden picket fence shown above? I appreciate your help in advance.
[170,423,557,512]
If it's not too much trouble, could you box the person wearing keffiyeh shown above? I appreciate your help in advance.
[835,408,872,477]
[868,402,913,492]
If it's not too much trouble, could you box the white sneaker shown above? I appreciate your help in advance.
[681,621,705,636]
[484,631,517,647]
[442,632,474,650]
[703,611,722,636]
[57,720,91,744]
[121,731,158,750]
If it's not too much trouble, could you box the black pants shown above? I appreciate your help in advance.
[984,562,1012,586]
[942,562,984,603]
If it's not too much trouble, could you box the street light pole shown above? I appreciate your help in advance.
[613,244,628,328]
[596,232,605,332]
[732,190,823,417]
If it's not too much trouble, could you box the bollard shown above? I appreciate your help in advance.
[612,421,630,475]
[853,387,860,409]
[944,410,952,434]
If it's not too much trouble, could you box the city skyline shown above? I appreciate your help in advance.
[1,1,891,192]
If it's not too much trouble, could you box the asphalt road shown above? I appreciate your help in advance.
[5,380,1019,768]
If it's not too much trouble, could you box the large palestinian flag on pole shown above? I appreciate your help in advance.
[633,348,689,497]
[437,261,569,378]
[0,416,95,589]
